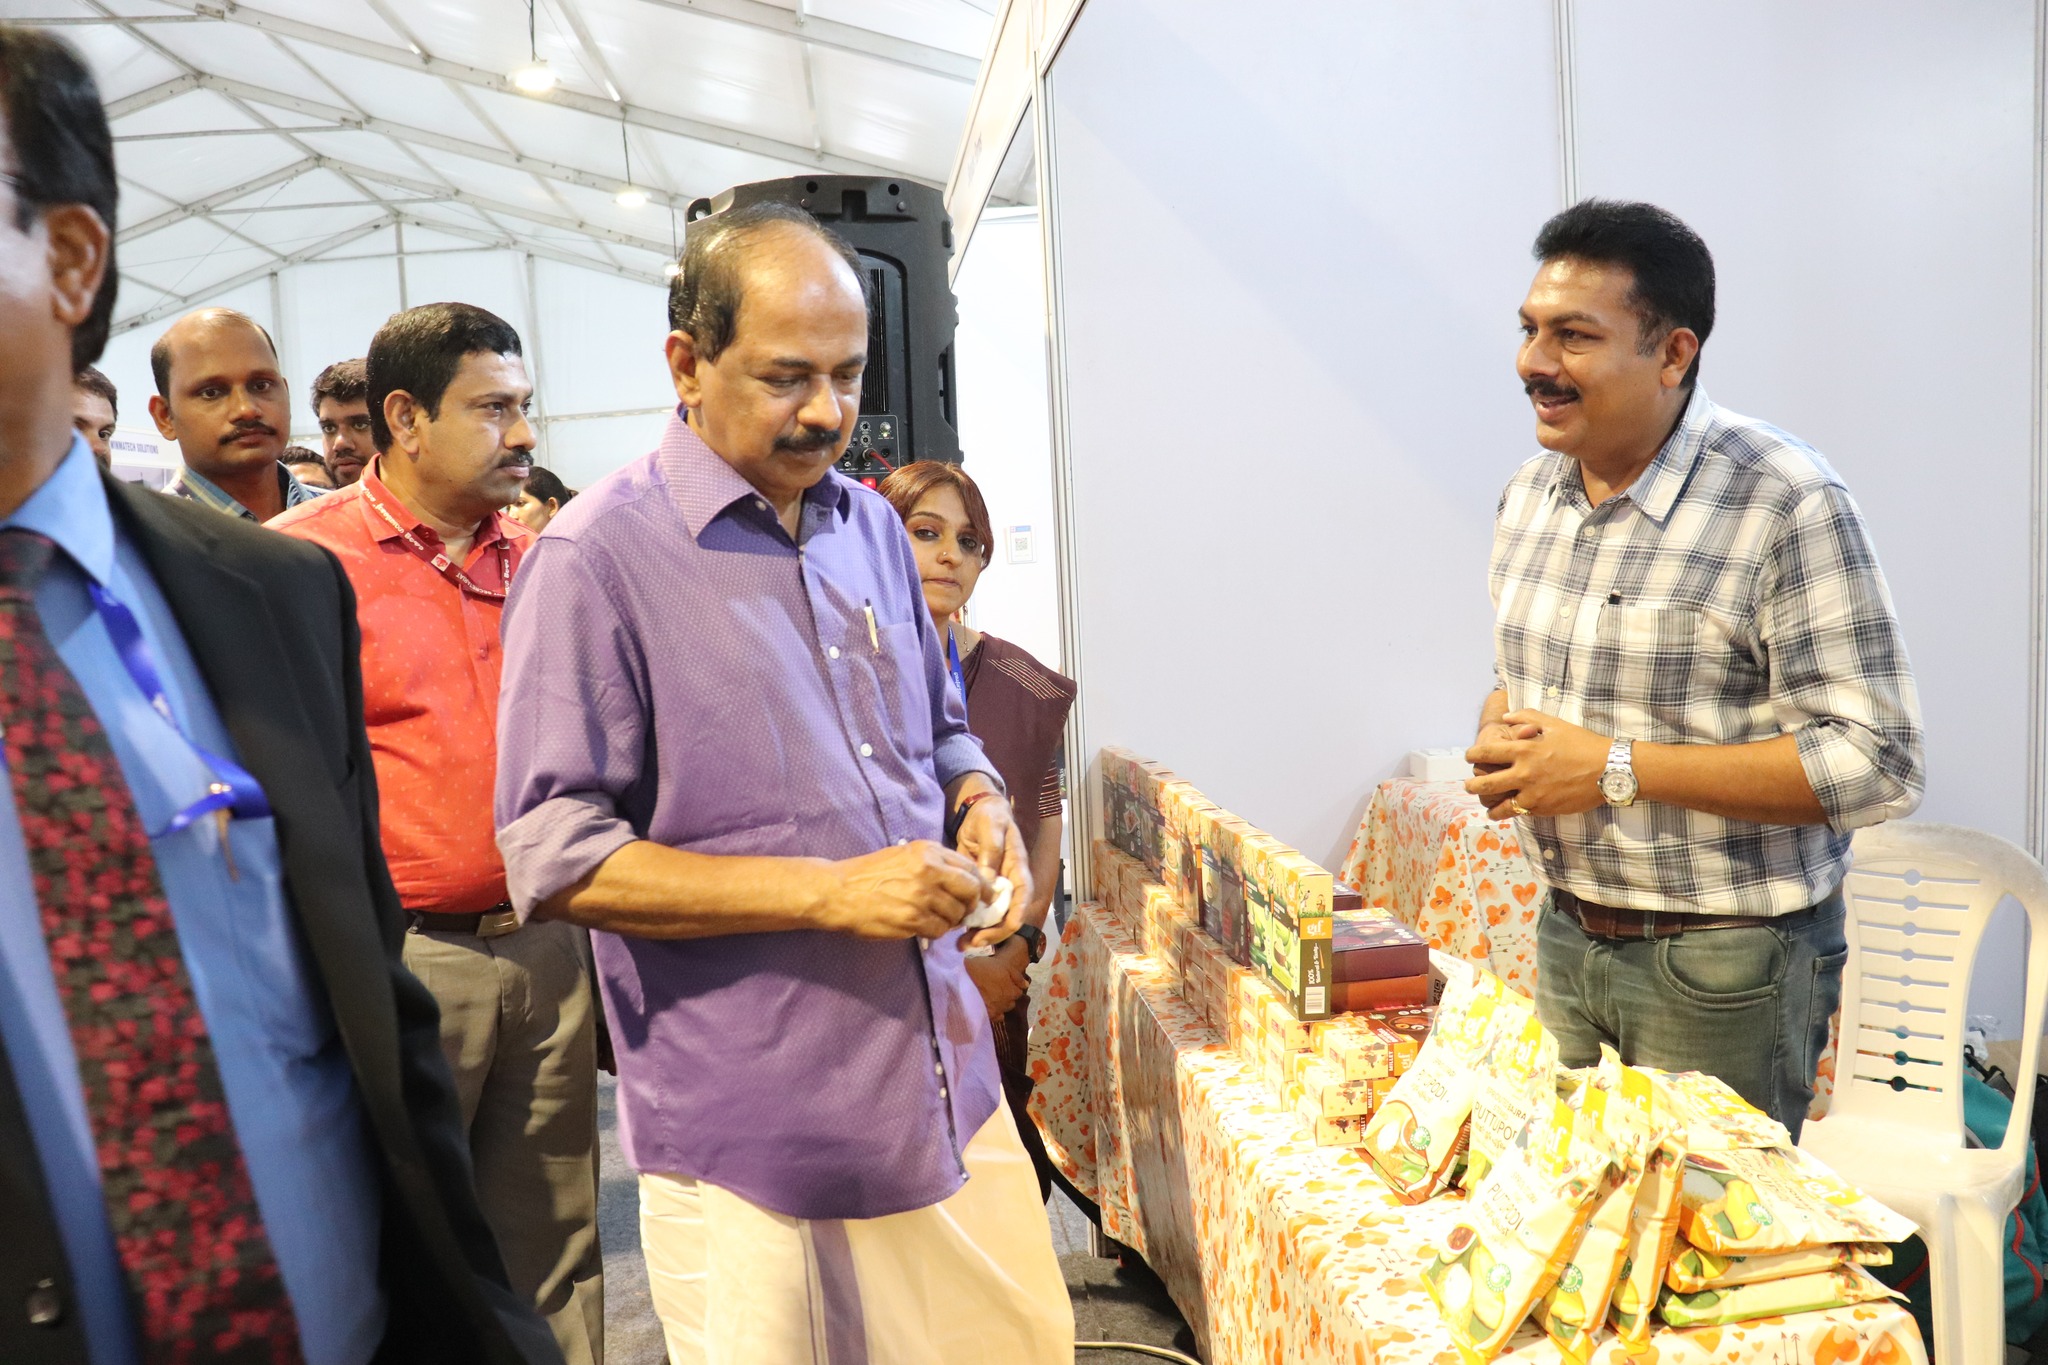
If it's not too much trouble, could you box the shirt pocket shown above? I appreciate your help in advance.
[871,620,936,766]
[1591,601,1702,741]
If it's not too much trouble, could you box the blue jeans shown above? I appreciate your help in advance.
[1534,890,1847,1142]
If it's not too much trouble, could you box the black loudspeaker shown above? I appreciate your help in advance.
[685,175,961,481]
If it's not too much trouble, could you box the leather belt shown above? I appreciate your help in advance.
[1549,888,1825,941]
[407,903,521,938]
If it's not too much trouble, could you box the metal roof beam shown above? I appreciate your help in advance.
[104,74,201,120]
[118,156,316,242]
[320,157,676,256]
[145,1,909,174]
[388,212,667,286]
[628,0,978,82]
[113,216,391,335]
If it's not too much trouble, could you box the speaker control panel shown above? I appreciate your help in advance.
[837,413,901,487]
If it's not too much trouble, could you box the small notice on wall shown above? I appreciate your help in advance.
[1006,525,1035,564]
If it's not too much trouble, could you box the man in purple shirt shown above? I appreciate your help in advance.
[495,202,1072,1363]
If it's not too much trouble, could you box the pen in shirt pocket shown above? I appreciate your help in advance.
[863,599,880,653]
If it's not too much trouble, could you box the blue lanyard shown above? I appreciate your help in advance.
[86,581,272,836]
[946,627,967,701]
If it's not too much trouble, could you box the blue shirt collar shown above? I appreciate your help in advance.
[1,434,114,587]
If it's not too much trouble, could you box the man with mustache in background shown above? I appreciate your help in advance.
[1465,200,1923,1139]
[273,302,604,1364]
[150,306,326,520]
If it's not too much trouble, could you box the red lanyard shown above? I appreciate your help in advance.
[359,482,511,600]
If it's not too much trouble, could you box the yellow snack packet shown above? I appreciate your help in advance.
[1362,968,1508,1202]
[1664,1239,1892,1293]
[1533,1081,1653,1362]
[1678,1145,1916,1255]
[1645,1068,1792,1150]
[1462,998,1559,1188]
[1422,1097,1615,1364]
[1582,1049,1687,1346]
[1656,1263,1899,1328]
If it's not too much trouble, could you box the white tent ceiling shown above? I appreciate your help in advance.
[6,0,991,334]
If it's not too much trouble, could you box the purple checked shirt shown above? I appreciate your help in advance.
[494,412,1004,1221]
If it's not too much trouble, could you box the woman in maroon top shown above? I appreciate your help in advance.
[881,462,1076,1200]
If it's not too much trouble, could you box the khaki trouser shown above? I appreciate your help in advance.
[402,917,603,1365]
[639,1102,1072,1365]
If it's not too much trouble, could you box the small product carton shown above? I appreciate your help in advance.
[1157,782,1214,918]
[1331,911,1430,982]
[1290,1057,1380,1119]
[1316,1019,1394,1081]
[1330,974,1431,1013]
[1198,811,1259,965]
[1243,842,1336,1020]
[1097,747,1176,872]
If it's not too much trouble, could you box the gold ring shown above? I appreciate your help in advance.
[1510,801,1530,817]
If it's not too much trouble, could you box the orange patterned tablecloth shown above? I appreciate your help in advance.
[1339,778,1545,994]
[1027,901,1918,1365]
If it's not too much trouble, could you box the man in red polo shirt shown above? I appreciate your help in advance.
[272,302,602,1364]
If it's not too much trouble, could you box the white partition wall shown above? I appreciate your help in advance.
[1035,0,2047,1032]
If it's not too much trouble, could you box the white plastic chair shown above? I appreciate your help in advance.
[1799,822,2048,1365]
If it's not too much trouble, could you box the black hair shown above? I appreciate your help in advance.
[73,361,116,417]
[0,26,118,370]
[280,444,323,466]
[310,356,367,415]
[669,201,868,363]
[1533,199,1715,387]
[149,308,279,399]
[524,464,573,507]
[366,302,523,453]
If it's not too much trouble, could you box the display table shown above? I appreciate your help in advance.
[1339,778,1545,993]
[1027,900,1922,1365]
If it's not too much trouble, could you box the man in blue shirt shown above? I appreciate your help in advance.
[0,26,559,1365]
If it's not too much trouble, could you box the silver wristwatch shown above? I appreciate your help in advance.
[1599,737,1639,807]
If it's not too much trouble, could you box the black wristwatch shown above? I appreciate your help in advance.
[1010,922,1046,964]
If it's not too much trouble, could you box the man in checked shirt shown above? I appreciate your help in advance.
[1464,200,1924,1138]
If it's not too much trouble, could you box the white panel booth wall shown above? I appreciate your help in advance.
[97,245,678,494]
[1038,0,2041,1034]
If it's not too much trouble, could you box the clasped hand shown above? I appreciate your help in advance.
[1463,709,1611,822]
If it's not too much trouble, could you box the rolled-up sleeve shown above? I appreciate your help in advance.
[1763,483,1925,832]
[495,536,646,916]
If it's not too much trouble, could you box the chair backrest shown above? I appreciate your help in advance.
[1837,822,2048,1158]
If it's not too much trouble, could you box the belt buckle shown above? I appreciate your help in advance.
[477,909,521,939]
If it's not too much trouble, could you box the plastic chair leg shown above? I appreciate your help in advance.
[1928,1193,2008,1365]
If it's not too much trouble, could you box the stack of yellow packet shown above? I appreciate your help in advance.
[1422,1096,1616,1363]
[1462,997,1559,1188]
[1362,969,1510,1201]
[1532,1067,1659,1361]
[1593,1051,1689,1347]
[1664,1241,1891,1293]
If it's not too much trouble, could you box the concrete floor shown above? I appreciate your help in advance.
[594,1074,1200,1364]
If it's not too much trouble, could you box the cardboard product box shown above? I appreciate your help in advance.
[1333,881,1363,915]
[1331,911,1430,982]
[1097,748,1176,872]
[1330,973,1432,1013]
[1303,1111,1374,1148]
[1198,812,1260,965]
[1243,842,1336,1020]
[1291,1057,1380,1119]
[1362,1006,1434,1072]
[1260,993,1314,1055]
[1316,1021,1394,1081]
[1156,782,1214,917]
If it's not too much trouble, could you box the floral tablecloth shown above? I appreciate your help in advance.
[1335,778,1838,1117]
[1338,778,1545,994]
[1027,900,1919,1365]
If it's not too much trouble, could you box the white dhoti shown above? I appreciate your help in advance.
[639,1103,1074,1365]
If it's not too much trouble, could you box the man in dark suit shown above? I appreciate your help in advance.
[0,26,562,1365]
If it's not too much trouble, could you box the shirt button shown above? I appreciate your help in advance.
[1545,685,1560,698]
[939,1086,950,1100]
[25,1279,61,1327]
[859,742,873,758]
[753,498,767,511]
[828,645,841,659]
[1544,847,1558,860]
[1556,604,1573,619]
[934,1062,945,1075]
[897,837,909,846]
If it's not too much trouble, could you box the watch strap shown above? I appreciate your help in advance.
[1012,921,1047,963]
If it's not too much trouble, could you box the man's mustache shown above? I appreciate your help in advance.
[1524,378,1581,403]
[774,427,842,454]
[220,422,278,446]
